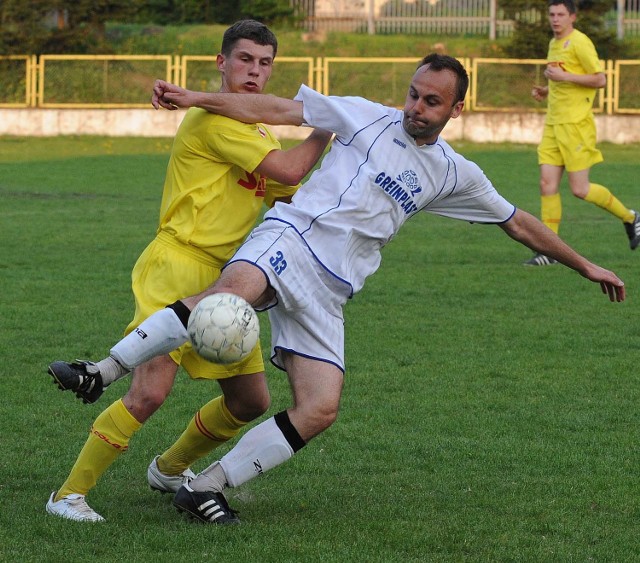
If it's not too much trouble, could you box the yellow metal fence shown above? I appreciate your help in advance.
[2,54,639,114]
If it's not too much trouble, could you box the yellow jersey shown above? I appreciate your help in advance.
[546,29,603,125]
[157,107,298,265]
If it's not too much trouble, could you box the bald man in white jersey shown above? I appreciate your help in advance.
[75,54,626,523]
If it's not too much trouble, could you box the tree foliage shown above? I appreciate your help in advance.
[0,0,54,54]
[0,0,134,54]
[134,0,217,25]
[126,0,294,25]
[241,0,295,25]
[0,0,624,56]
[0,0,295,53]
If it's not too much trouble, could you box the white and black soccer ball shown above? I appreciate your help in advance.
[187,293,260,364]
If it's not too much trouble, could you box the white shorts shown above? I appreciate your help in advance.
[228,220,351,372]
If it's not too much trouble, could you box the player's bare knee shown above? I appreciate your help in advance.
[539,179,556,194]
[249,392,271,418]
[123,386,170,421]
[121,399,154,423]
[306,403,339,434]
[228,392,271,422]
[144,390,168,413]
[570,186,588,199]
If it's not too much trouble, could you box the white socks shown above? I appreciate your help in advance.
[92,356,129,386]
[188,462,228,493]
[190,416,295,492]
[110,307,189,370]
[221,416,295,487]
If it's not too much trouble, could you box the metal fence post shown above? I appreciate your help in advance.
[606,59,614,115]
[490,0,497,40]
[314,57,322,93]
[617,0,624,40]
[173,55,181,85]
[367,0,375,35]
[30,55,38,107]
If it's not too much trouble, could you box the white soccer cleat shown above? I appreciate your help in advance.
[46,491,105,522]
[147,456,196,494]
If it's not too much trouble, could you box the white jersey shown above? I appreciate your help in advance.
[262,85,516,296]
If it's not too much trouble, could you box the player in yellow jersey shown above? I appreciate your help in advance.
[45,20,332,522]
[524,0,640,266]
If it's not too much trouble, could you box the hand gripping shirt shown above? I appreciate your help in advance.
[262,85,516,296]
[546,29,603,124]
[158,107,298,266]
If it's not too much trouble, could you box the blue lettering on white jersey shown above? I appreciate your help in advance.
[260,85,517,295]
[269,250,287,275]
[374,171,419,215]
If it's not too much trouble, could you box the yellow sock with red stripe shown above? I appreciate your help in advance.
[541,193,562,234]
[584,183,635,223]
[55,399,141,500]
[157,396,246,476]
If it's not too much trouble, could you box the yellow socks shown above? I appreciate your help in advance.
[584,183,635,223]
[56,399,141,500]
[54,395,247,498]
[541,193,562,234]
[157,396,246,476]
[541,185,634,233]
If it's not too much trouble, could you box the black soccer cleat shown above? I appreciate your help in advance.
[173,484,240,525]
[523,252,558,266]
[625,210,640,250]
[48,360,104,404]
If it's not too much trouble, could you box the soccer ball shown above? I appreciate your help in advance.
[187,293,260,364]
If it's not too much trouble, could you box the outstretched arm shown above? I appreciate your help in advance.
[499,209,625,302]
[151,80,304,126]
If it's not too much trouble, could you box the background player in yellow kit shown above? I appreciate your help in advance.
[46,20,332,522]
[525,0,640,266]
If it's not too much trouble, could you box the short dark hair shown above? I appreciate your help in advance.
[548,0,576,14]
[221,20,278,58]
[416,54,469,104]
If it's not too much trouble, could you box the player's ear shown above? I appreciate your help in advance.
[450,100,464,119]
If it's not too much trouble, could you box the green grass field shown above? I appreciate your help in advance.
[2,136,640,562]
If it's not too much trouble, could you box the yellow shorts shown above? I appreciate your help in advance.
[537,117,603,172]
[125,232,264,380]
